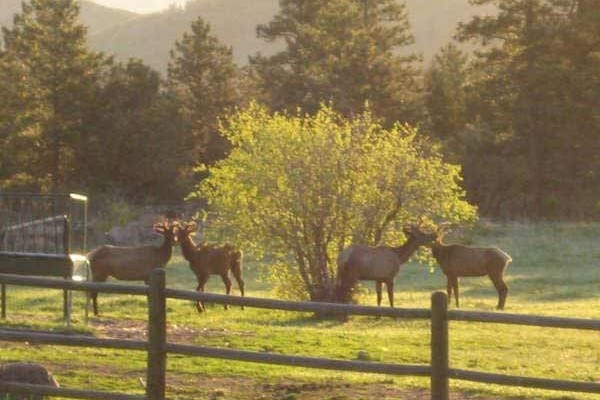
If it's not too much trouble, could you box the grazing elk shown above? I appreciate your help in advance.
[87,220,176,316]
[430,225,512,309]
[177,221,245,312]
[336,226,437,307]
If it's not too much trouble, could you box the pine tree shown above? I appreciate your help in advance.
[251,0,422,125]
[457,0,583,217]
[85,59,191,203]
[167,17,240,166]
[425,43,469,160]
[0,0,105,191]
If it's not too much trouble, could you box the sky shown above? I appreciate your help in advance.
[91,0,189,14]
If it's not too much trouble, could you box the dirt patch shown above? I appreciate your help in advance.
[91,318,198,342]
[165,374,502,400]
[91,318,256,343]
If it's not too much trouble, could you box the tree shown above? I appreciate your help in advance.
[424,43,470,161]
[84,59,191,203]
[0,0,105,191]
[192,103,477,301]
[250,0,423,125]
[167,17,240,166]
[457,0,600,218]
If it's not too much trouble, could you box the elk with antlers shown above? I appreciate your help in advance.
[430,224,512,309]
[177,221,245,312]
[87,220,177,316]
[336,226,437,307]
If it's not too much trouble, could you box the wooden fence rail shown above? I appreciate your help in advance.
[0,270,599,400]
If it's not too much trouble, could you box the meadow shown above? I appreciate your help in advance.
[1,221,599,399]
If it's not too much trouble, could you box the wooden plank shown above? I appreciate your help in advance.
[164,288,431,319]
[450,368,600,394]
[448,310,600,331]
[0,329,147,351]
[0,382,145,400]
[166,343,431,377]
[0,273,148,295]
[1,283,5,319]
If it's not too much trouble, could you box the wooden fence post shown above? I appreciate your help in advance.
[431,291,449,400]
[147,268,166,400]
[1,283,5,319]
[63,216,71,324]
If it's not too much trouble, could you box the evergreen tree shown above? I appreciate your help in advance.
[424,43,469,160]
[85,59,191,203]
[456,0,595,217]
[251,0,422,125]
[0,0,105,191]
[167,17,240,166]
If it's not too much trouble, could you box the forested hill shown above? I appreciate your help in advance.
[1,0,484,72]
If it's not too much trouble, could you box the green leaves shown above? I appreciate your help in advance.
[193,103,476,300]
[0,0,105,191]
[167,16,240,166]
[251,0,421,125]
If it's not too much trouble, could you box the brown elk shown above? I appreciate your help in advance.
[87,220,177,316]
[177,221,245,312]
[430,225,512,309]
[336,226,437,307]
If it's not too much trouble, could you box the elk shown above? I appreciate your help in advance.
[87,220,176,316]
[336,226,437,307]
[430,225,512,310]
[177,221,245,312]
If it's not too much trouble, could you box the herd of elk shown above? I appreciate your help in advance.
[87,218,244,315]
[86,217,512,314]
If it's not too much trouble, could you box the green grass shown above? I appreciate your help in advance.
[1,221,599,399]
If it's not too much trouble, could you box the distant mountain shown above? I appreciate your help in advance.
[88,0,282,71]
[2,0,490,74]
[0,0,138,35]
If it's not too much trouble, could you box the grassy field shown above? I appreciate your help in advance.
[1,221,599,399]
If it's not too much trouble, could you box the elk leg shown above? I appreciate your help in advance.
[448,275,459,307]
[231,263,245,310]
[221,274,232,310]
[91,274,107,317]
[386,279,394,308]
[489,274,508,310]
[446,278,453,305]
[196,274,209,312]
[375,281,383,307]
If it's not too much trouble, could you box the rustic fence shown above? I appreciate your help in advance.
[0,269,599,400]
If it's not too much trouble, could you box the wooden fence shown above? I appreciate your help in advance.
[0,269,599,400]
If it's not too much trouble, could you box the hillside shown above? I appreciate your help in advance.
[2,0,490,73]
[89,0,485,71]
[88,0,282,70]
[0,0,138,35]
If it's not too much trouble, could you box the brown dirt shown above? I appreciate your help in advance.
[164,374,504,400]
[91,317,199,342]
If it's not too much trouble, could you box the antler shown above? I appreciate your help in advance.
[436,222,453,236]
[179,220,197,235]
[153,220,175,234]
